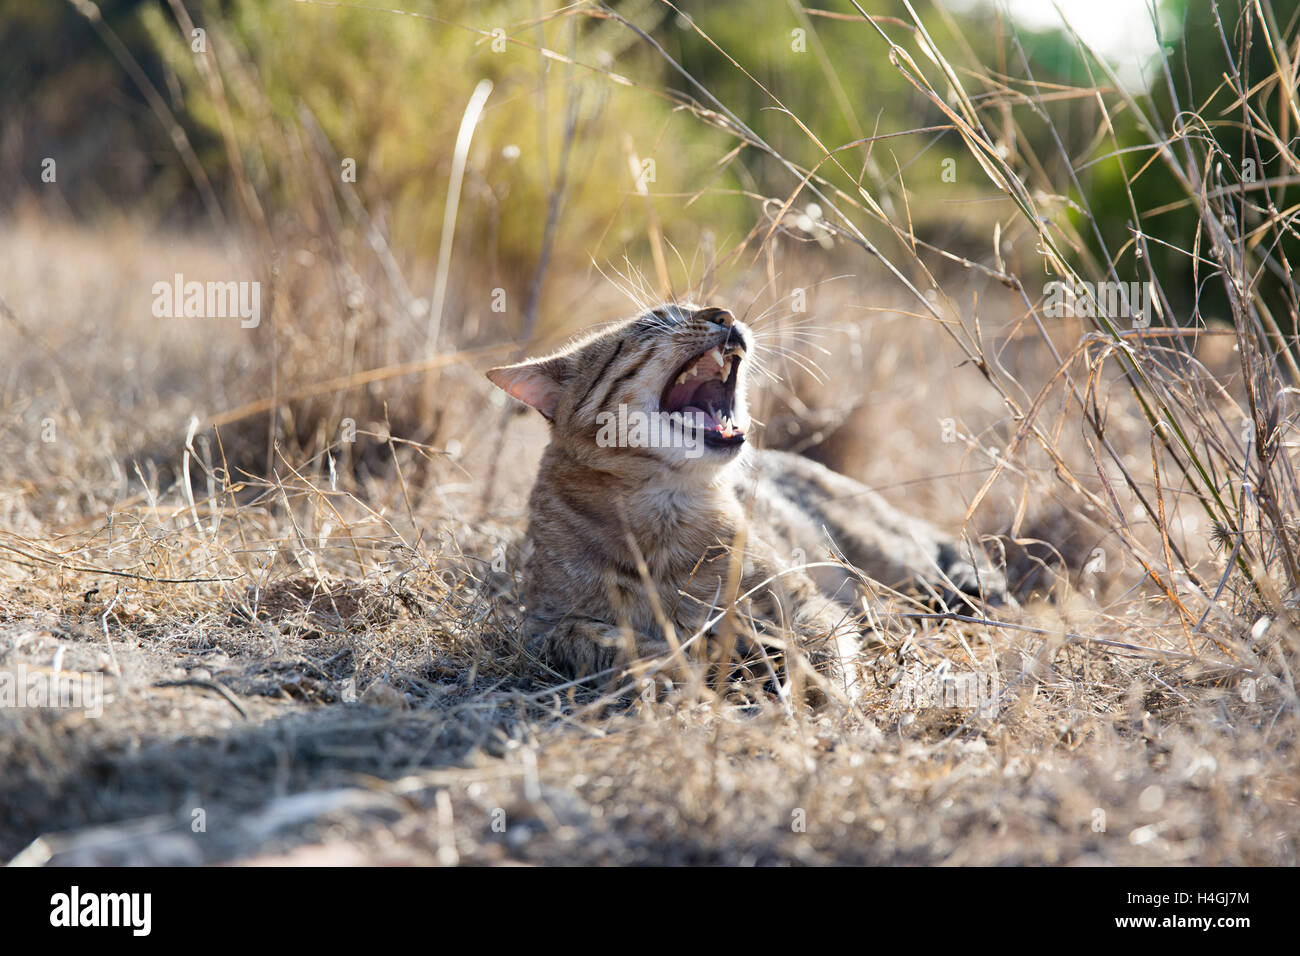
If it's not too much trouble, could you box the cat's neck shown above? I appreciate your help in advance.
[537,440,744,540]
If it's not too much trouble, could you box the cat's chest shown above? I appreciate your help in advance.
[631,487,745,576]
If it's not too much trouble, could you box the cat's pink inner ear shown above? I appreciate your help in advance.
[487,361,565,418]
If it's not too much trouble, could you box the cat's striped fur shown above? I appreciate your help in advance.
[488,303,1004,700]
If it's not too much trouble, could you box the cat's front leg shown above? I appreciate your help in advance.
[744,548,869,706]
[785,596,869,706]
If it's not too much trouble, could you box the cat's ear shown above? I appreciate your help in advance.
[486,354,570,419]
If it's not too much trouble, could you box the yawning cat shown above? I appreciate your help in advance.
[487,303,1004,701]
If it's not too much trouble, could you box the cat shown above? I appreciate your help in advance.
[487,303,1005,701]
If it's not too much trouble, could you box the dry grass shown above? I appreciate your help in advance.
[2,0,1298,866]
[1,217,1294,866]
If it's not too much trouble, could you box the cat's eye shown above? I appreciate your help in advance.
[697,307,735,329]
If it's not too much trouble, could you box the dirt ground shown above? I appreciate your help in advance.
[1,219,1296,866]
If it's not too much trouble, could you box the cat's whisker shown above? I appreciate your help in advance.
[622,257,662,310]
[663,237,706,301]
[752,340,828,355]
[750,328,832,343]
[759,335,826,356]
[748,314,845,335]
[592,260,649,317]
[745,296,792,329]
[600,258,659,317]
[742,273,856,328]
[738,276,781,326]
[755,345,829,382]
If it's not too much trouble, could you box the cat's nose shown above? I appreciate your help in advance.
[725,323,747,352]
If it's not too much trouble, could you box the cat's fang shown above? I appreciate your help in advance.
[660,339,746,447]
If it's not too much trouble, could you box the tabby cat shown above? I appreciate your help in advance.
[487,303,1004,701]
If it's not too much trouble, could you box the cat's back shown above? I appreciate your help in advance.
[738,447,1004,601]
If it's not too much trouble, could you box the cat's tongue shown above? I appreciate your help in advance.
[665,377,728,415]
[664,371,744,439]
[683,405,718,428]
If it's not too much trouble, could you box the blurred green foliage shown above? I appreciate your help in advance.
[4,0,1296,330]
[0,0,185,208]
[1087,0,1300,326]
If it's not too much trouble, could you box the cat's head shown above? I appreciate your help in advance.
[487,303,753,474]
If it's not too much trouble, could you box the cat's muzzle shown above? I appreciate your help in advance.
[659,339,747,449]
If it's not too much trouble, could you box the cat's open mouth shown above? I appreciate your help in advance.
[659,343,746,448]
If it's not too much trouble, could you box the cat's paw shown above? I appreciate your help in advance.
[934,541,1008,609]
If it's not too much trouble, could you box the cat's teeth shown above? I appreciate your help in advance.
[710,348,725,367]
[676,371,690,384]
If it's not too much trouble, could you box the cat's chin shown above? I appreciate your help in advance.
[669,437,750,471]
[702,430,746,450]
